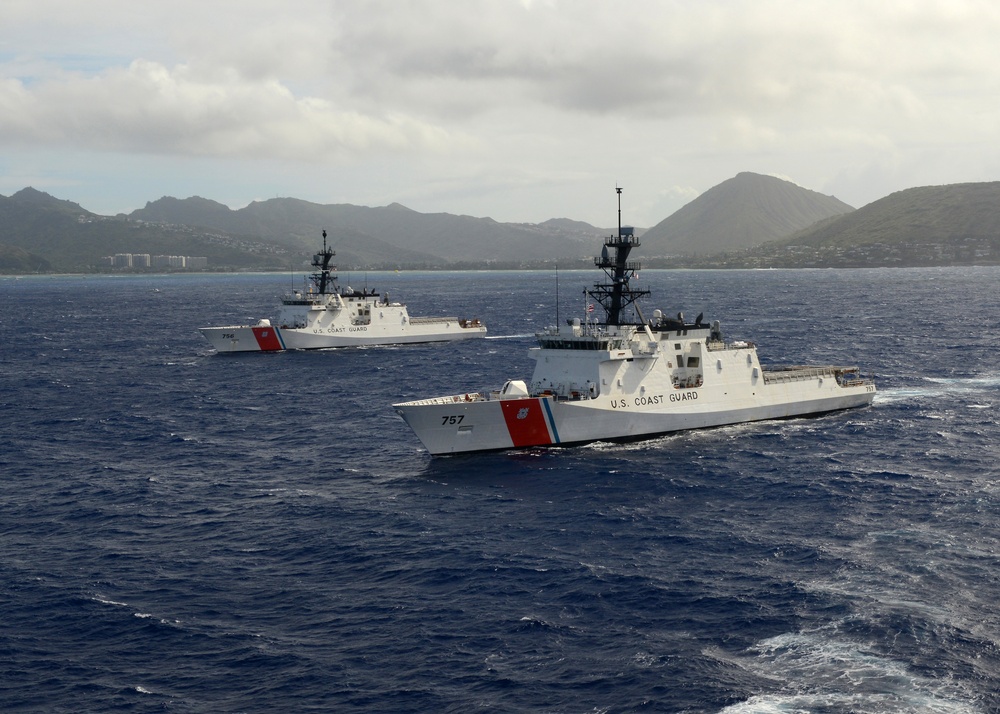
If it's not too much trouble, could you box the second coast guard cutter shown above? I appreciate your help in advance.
[394,188,876,455]
[200,231,486,352]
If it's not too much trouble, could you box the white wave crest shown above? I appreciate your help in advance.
[720,631,978,714]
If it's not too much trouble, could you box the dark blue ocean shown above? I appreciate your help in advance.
[2,267,999,713]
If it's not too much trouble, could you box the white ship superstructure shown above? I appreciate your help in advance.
[200,231,486,353]
[394,188,875,455]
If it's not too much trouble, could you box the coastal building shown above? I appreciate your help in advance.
[103,253,208,270]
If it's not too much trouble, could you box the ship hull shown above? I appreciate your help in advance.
[395,378,875,456]
[200,320,486,353]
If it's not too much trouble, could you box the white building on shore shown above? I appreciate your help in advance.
[103,253,208,270]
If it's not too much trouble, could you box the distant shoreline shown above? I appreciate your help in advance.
[6,261,1000,279]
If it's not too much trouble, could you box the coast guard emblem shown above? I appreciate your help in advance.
[516,407,530,420]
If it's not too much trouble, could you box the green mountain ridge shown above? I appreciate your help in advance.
[131,195,603,264]
[670,181,1000,268]
[3,176,1000,273]
[0,189,292,273]
[641,172,855,256]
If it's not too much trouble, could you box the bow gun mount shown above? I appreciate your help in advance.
[587,187,651,327]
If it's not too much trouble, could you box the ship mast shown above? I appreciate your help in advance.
[587,187,650,326]
[311,229,337,295]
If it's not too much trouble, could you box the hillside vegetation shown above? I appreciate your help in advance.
[0,243,51,272]
[0,189,294,273]
[671,181,1000,268]
[130,196,602,265]
[4,177,1000,273]
[640,172,854,256]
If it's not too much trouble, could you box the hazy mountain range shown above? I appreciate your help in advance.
[669,180,1000,269]
[640,172,854,256]
[2,172,1000,273]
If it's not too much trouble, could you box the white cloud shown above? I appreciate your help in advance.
[0,59,459,159]
[3,0,1000,223]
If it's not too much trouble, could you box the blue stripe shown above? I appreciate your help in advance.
[541,398,561,444]
[275,328,287,350]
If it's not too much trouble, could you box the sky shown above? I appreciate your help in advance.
[3,0,1000,228]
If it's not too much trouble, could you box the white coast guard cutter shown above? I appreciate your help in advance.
[393,188,875,455]
[200,231,486,352]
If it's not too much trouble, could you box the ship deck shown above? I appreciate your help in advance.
[762,364,871,387]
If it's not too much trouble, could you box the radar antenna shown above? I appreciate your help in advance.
[587,187,650,326]
[311,229,338,295]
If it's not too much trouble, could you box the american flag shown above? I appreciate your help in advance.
[587,303,595,313]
